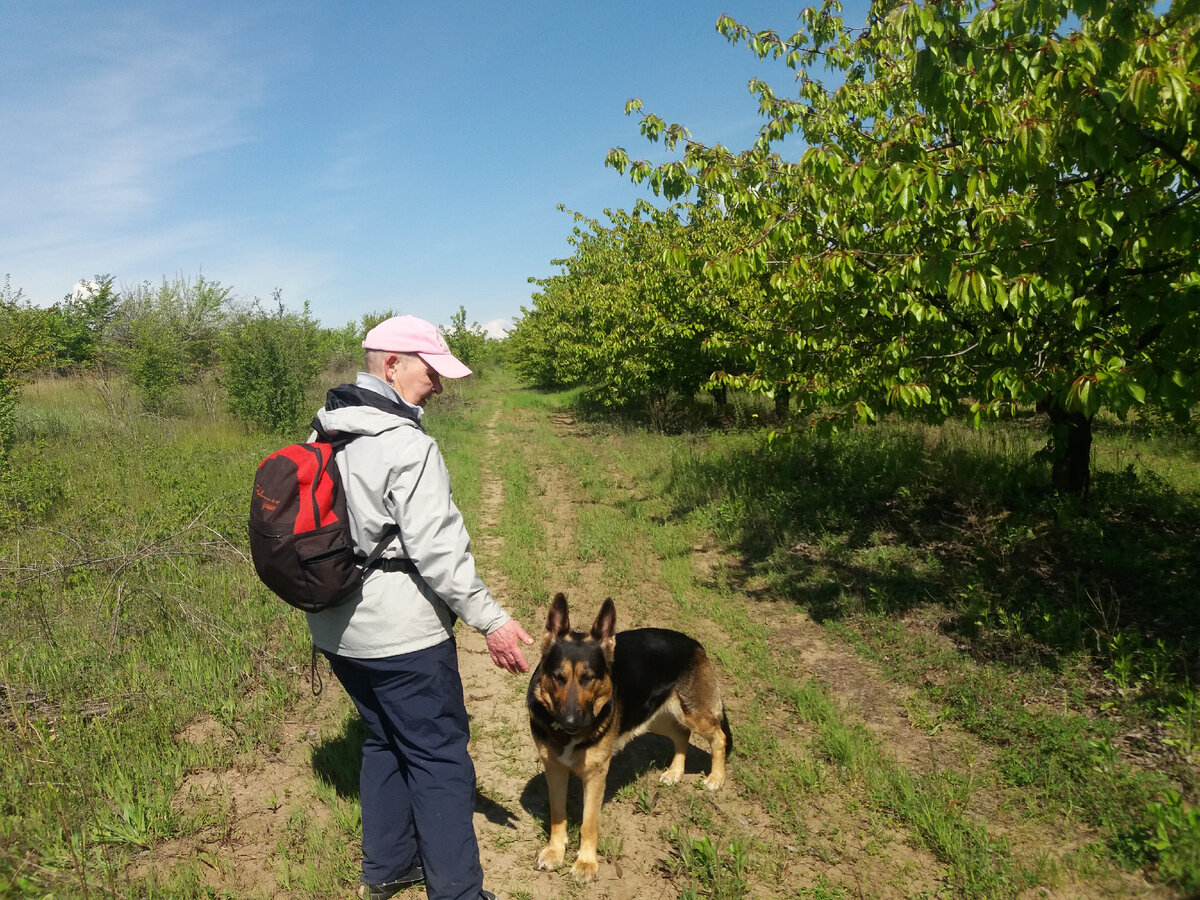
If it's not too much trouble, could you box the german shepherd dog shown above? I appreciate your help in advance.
[527,592,732,882]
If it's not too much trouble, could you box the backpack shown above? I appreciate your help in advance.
[248,420,397,612]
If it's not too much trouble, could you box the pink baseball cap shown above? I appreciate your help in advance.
[362,315,472,379]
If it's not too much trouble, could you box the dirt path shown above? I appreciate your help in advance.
[457,405,945,899]
[459,405,689,899]
[459,405,1166,900]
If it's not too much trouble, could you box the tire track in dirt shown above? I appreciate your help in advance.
[722,590,1171,898]
[527,416,1170,900]
[459,410,948,899]
[459,403,689,899]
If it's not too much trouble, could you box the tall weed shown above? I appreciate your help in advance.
[0,375,313,892]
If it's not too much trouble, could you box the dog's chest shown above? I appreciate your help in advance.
[555,738,585,767]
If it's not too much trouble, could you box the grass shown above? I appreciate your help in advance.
[665,827,752,899]
[0,370,483,897]
[642,409,1200,893]
[1,374,318,896]
[834,613,1170,838]
[524,389,1199,894]
[483,386,1042,896]
[3,368,1197,897]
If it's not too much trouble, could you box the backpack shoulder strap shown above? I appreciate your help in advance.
[310,416,402,562]
[310,416,357,448]
[362,523,401,565]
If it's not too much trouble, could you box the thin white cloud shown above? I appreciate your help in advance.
[5,220,227,302]
[0,6,269,299]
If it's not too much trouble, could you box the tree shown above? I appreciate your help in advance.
[443,306,490,374]
[511,202,755,418]
[219,296,325,434]
[608,0,1200,493]
[0,278,55,479]
[507,274,596,391]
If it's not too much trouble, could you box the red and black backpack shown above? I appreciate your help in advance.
[248,421,396,612]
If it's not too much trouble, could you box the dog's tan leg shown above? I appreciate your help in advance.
[570,761,608,882]
[536,757,570,871]
[701,719,727,790]
[656,716,692,785]
[673,706,728,790]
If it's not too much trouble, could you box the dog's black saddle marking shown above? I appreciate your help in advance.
[612,628,702,733]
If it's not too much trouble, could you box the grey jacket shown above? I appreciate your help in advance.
[305,373,509,657]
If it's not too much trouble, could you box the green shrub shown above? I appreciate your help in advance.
[1145,791,1200,893]
[443,306,489,375]
[106,275,230,412]
[0,277,55,481]
[122,314,192,412]
[219,297,325,434]
[47,275,120,370]
[319,319,364,375]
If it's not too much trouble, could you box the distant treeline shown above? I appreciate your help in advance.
[0,273,497,469]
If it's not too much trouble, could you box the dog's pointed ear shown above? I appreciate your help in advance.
[591,597,617,642]
[546,592,571,637]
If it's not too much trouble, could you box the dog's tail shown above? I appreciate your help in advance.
[721,710,734,757]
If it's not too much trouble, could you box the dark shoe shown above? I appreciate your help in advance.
[480,892,496,900]
[357,862,425,899]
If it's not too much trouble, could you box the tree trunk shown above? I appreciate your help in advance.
[774,385,790,421]
[1045,405,1093,497]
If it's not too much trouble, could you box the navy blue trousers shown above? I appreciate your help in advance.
[325,639,484,900]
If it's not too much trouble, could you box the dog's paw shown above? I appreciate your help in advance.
[570,858,600,883]
[535,846,564,871]
[658,769,683,786]
[702,771,725,791]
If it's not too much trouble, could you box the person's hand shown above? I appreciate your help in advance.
[485,619,534,673]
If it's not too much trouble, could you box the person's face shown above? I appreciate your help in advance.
[386,353,442,407]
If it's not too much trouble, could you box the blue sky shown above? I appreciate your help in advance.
[2,1,870,335]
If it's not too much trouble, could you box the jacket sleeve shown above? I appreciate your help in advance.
[387,437,510,635]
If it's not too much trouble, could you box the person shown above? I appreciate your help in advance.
[306,314,533,900]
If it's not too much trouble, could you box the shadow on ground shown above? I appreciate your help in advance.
[667,423,1200,679]
[518,734,715,829]
[311,714,710,837]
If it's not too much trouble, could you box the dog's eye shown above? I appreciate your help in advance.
[552,672,567,685]
[578,673,593,686]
